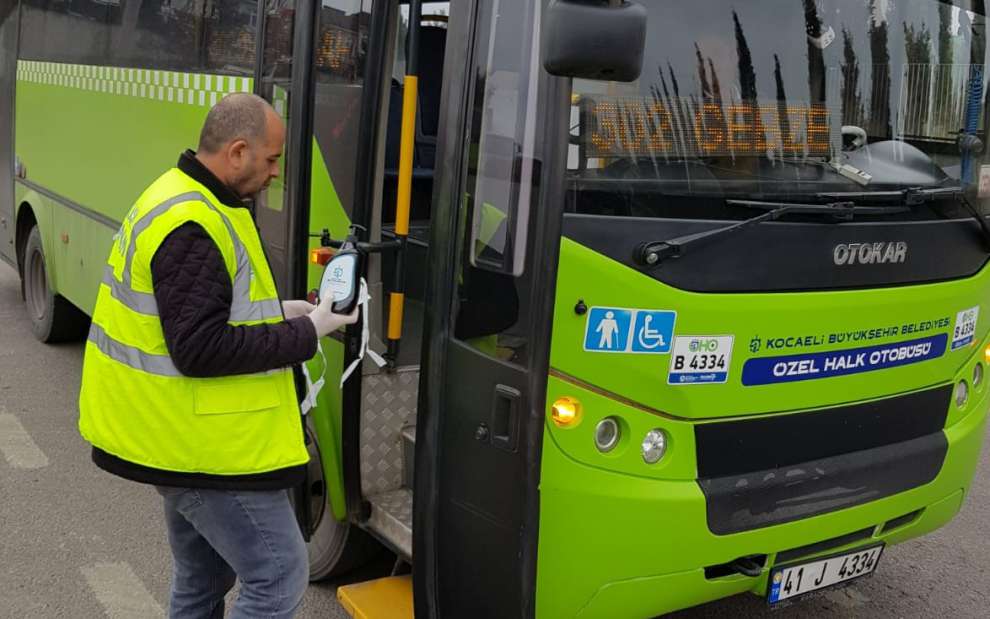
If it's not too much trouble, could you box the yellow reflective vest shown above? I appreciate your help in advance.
[78,168,309,476]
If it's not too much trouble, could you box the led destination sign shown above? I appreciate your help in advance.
[581,97,832,159]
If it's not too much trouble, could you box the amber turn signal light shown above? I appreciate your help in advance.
[310,247,335,266]
[551,397,582,428]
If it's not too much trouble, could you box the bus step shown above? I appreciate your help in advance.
[401,424,416,488]
[338,575,412,619]
[366,488,413,559]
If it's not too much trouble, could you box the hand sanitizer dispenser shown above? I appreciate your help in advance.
[318,228,362,314]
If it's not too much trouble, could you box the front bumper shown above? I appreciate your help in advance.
[697,384,952,535]
[535,384,988,619]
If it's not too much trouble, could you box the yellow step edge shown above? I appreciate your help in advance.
[338,575,414,619]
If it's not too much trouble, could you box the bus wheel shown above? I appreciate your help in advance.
[304,417,382,581]
[22,226,88,343]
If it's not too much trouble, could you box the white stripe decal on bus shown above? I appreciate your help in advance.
[15,60,253,107]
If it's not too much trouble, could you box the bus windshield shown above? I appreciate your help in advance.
[566,0,990,220]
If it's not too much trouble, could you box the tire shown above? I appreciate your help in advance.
[22,226,89,343]
[302,417,382,581]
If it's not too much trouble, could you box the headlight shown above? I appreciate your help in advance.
[955,380,970,408]
[973,363,984,389]
[641,429,668,464]
[594,418,620,453]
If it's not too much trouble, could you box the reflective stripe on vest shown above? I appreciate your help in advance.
[103,191,283,323]
[102,266,157,314]
[88,322,181,377]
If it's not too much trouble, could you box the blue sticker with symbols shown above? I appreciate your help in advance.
[583,307,676,354]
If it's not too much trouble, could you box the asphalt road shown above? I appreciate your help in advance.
[1,260,988,618]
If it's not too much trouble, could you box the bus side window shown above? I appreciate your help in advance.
[104,1,256,74]
[19,0,112,65]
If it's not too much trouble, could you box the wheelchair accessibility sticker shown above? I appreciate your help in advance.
[583,307,676,354]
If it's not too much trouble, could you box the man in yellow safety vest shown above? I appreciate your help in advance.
[78,93,355,618]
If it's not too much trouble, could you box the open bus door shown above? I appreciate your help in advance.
[412,1,558,615]
[338,0,570,616]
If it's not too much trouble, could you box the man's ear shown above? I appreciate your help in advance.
[227,139,250,167]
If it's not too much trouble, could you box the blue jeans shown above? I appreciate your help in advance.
[156,487,309,619]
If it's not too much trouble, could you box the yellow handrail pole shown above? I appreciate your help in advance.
[387,0,421,364]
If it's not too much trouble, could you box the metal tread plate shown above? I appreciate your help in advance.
[361,370,419,496]
[367,488,413,559]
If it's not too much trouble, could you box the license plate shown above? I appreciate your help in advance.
[768,544,884,605]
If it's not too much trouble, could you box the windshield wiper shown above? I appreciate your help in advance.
[817,186,990,251]
[816,186,963,204]
[635,200,910,266]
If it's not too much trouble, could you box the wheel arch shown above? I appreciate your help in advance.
[14,199,37,278]
[14,193,55,292]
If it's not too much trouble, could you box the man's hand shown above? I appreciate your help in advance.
[307,301,360,338]
[282,299,316,320]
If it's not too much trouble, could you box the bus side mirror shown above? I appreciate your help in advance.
[542,0,647,83]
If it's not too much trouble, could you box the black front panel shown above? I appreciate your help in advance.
[696,385,952,478]
[696,385,951,534]
[563,214,990,293]
[701,433,947,535]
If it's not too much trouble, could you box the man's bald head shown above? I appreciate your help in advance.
[198,93,274,155]
[195,93,286,198]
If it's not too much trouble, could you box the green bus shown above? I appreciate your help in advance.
[2,0,989,616]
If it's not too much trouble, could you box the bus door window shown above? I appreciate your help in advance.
[311,0,373,228]
[252,1,373,297]
[383,1,449,226]
[253,0,373,295]
[374,2,447,367]
[255,0,297,294]
[452,0,541,365]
